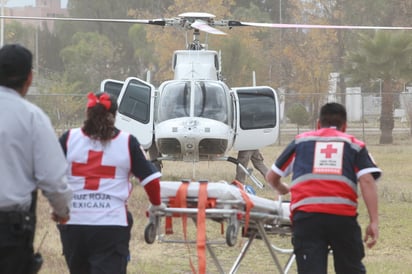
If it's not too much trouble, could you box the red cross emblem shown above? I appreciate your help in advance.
[72,150,116,190]
[320,144,338,158]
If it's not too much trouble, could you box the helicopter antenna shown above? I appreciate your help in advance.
[218,50,223,81]
[204,33,209,50]
[184,32,189,49]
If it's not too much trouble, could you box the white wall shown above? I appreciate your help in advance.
[346,87,362,121]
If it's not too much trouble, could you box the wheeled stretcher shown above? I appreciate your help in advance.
[144,180,295,273]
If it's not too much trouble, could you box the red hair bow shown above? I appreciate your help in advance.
[87,92,111,110]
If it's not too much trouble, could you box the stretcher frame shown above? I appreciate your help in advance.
[144,179,295,273]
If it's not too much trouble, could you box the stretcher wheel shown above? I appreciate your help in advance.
[144,222,156,244]
[226,224,237,247]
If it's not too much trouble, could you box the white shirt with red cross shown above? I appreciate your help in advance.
[65,128,133,226]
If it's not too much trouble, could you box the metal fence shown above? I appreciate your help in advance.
[26,91,412,145]
[26,93,86,135]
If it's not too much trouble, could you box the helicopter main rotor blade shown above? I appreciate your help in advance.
[4,15,412,31]
[191,20,226,35]
[227,20,412,30]
[0,15,167,26]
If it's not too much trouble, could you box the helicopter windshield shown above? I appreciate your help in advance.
[158,81,228,123]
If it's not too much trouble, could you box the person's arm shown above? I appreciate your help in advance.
[32,109,72,220]
[359,173,379,248]
[58,130,70,156]
[143,178,161,206]
[265,169,290,195]
[129,134,162,206]
[265,140,296,196]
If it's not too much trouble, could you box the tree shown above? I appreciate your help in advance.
[65,0,150,80]
[128,24,158,80]
[60,32,117,92]
[4,20,34,45]
[30,74,85,130]
[280,0,339,121]
[222,1,292,88]
[344,31,412,144]
[286,103,310,133]
[218,3,270,87]
[37,22,64,74]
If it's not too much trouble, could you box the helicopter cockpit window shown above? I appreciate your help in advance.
[195,82,228,123]
[238,89,277,130]
[118,79,151,124]
[158,81,228,124]
[158,82,190,122]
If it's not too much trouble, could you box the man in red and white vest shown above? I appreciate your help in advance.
[266,102,381,274]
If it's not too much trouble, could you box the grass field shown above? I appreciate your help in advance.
[34,135,412,273]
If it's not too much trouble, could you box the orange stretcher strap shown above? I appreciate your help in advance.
[165,216,173,234]
[164,181,217,274]
[172,181,196,273]
[197,181,208,274]
[165,180,190,234]
[231,180,255,236]
[178,181,190,240]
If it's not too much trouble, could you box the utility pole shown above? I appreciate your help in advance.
[1,0,4,47]
[278,0,283,145]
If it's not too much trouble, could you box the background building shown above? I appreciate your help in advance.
[5,0,67,30]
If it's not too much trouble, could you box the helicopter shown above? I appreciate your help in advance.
[99,12,280,167]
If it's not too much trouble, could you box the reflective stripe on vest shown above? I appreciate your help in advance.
[291,173,358,195]
[295,135,363,152]
[291,196,357,212]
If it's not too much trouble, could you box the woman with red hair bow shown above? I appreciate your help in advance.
[57,92,163,274]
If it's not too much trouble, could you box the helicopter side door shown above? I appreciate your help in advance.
[232,86,279,150]
[101,77,155,149]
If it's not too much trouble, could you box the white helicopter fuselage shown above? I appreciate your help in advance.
[101,49,279,163]
[172,50,220,80]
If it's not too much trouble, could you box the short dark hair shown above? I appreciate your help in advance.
[0,44,32,89]
[319,102,347,129]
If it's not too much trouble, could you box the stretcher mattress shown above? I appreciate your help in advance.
[159,181,291,226]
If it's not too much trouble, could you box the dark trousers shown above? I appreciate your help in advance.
[292,212,366,274]
[58,212,133,274]
[0,224,34,274]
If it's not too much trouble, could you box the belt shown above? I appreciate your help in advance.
[0,211,33,224]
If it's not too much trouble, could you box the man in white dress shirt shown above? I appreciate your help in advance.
[0,44,72,274]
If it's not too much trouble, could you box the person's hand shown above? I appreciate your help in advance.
[148,203,167,215]
[364,222,379,248]
[51,211,70,224]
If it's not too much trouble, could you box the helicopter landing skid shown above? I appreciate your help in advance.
[223,156,265,189]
